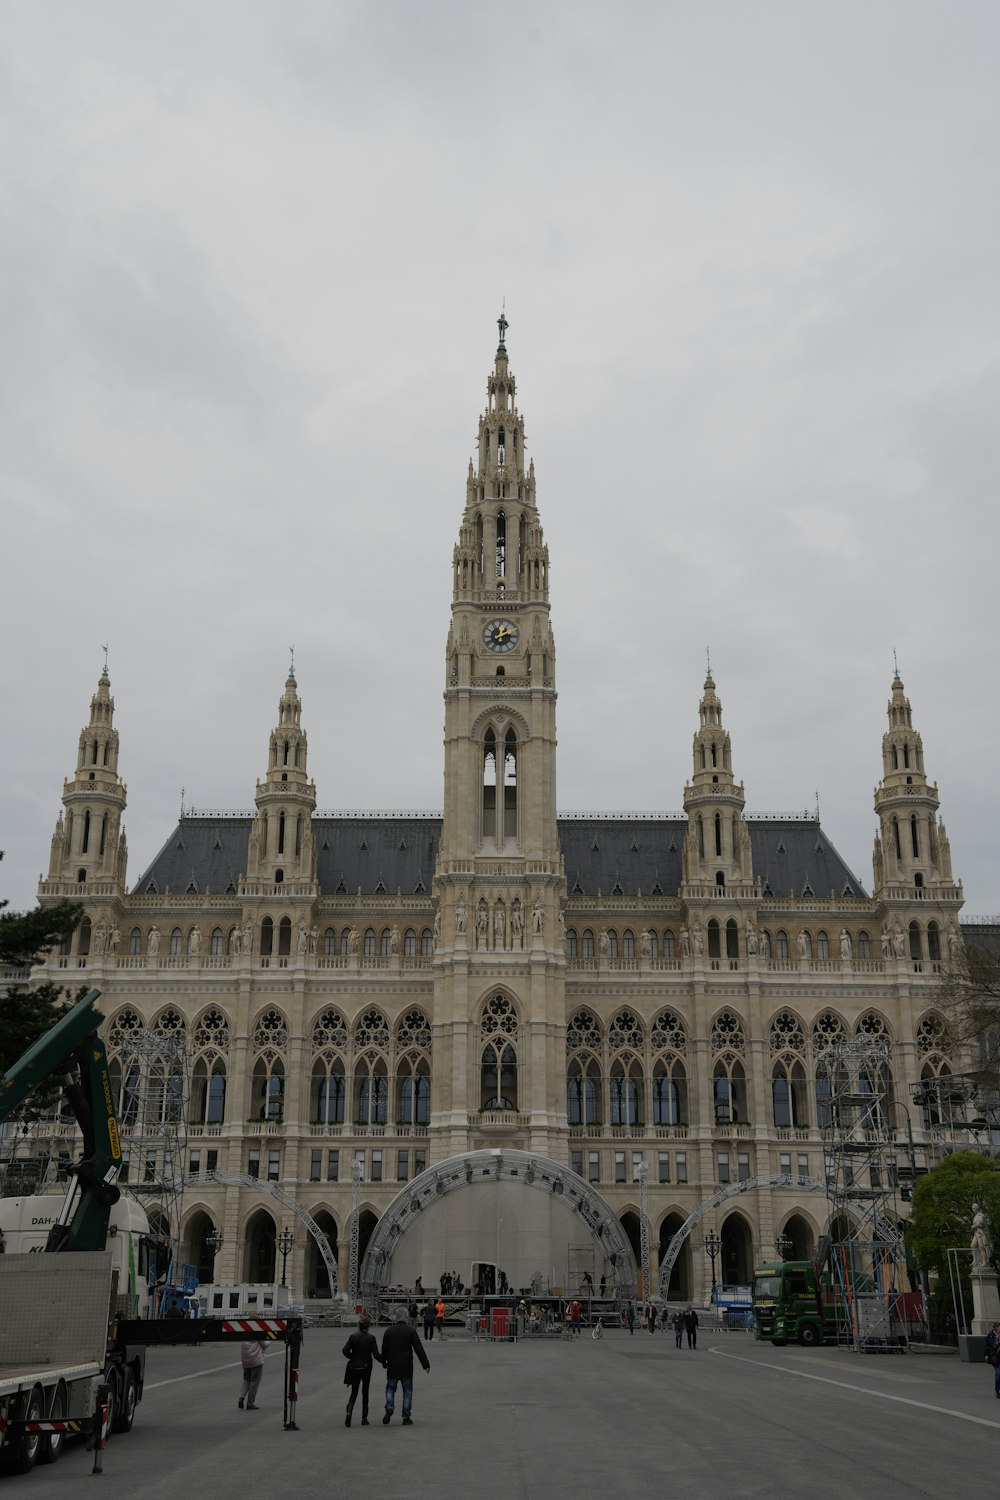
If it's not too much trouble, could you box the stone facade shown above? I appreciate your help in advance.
[32,322,969,1301]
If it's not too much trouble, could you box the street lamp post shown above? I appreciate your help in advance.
[206,1229,224,1283]
[704,1230,721,1306]
[278,1227,295,1289]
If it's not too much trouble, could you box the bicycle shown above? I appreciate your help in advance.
[591,1317,604,1340]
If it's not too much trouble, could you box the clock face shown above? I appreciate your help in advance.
[483,618,520,653]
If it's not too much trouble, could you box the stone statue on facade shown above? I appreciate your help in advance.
[147,924,160,960]
[679,926,690,958]
[880,927,892,959]
[972,1202,992,1273]
[493,901,506,949]
[746,922,758,957]
[893,925,906,958]
[242,920,254,955]
[598,928,610,957]
[348,926,360,955]
[296,922,309,955]
[308,925,318,955]
[456,897,467,935]
[93,921,108,956]
[839,929,852,960]
[796,930,809,960]
[390,925,401,956]
[532,898,544,935]
[108,924,120,956]
[189,926,202,956]
[691,925,703,957]
[476,900,489,947]
[759,928,770,958]
[640,929,652,959]
[230,926,241,955]
[511,899,523,945]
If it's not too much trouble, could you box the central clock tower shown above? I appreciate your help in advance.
[433,315,566,1153]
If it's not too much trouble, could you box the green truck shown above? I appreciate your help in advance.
[752,1260,837,1347]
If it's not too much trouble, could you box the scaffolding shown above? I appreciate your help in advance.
[818,1034,908,1352]
[117,1025,189,1256]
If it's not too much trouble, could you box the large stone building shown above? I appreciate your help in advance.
[31,320,971,1303]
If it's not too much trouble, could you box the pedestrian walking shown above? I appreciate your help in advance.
[626,1300,635,1335]
[342,1315,384,1427]
[673,1309,684,1348]
[381,1316,430,1426]
[569,1298,583,1339]
[435,1297,447,1340]
[407,1298,418,1331]
[422,1299,436,1341]
[985,1321,1000,1399]
[647,1302,658,1335]
[238,1339,266,1410]
[684,1305,699,1349]
[599,1274,607,1298]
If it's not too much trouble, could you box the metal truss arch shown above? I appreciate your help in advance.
[187,1171,340,1295]
[657,1174,829,1293]
[360,1149,637,1308]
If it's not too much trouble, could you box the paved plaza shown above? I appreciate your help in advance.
[4,1327,995,1499]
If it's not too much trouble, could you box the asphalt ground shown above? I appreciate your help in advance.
[3,1326,996,1499]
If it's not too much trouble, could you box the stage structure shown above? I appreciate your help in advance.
[360,1149,637,1309]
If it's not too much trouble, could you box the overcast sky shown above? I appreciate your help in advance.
[3,1,998,918]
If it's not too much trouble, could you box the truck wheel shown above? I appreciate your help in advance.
[798,1323,820,1347]
[37,1383,67,1465]
[9,1386,45,1473]
[113,1369,137,1434]
[101,1368,121,1438]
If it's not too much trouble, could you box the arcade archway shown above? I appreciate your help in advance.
[360,1149,637,1307]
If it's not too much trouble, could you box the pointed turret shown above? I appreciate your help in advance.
[872,670,960,899]
[681,670,754,893]
[246,665,317,892]
[43,665,128,893]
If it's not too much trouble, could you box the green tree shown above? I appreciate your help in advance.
[0,852,83,1086]
[909,1150,1000,1280]
[935,933,1000,1099]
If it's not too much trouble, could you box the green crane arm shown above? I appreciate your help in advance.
[0,987,122,1250]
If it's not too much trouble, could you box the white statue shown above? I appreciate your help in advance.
[893,925,906,958]
[242,920,254,955]
[532,899,544,935]
[598,928,610,957]
[390,925,401,955]
[230,926,241,956]
[348,926,360,955]
[972,1202,992,1273]
[456,898,467,935]
[93,921,108,956]
[759,928,770,959]
[308,925,318,955]
[476,900,489,946]
[147,924,160,960]
[839,929,852,960]
[691,925,704,957]
[493,902,506,949]
[796,930,809,960]
[881,927,892,959]
[746,922,758,956]
[640,930,652,959]
[189,926,202,956]
[296,922,309,954]
[679,926,690,958]
[108,924,120,956]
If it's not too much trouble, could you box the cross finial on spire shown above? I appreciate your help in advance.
[100,642,109,675]
[497,302,508,352]
[892,645,900,680]
[289,644,295,675]
[705,646,713,684]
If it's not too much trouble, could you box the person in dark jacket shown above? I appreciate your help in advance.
[684,1305,699,1349]
[381,1317,430,1425]
[422,1298,436,1341]
[342,1315,384,1426]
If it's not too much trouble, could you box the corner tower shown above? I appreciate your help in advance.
[43,663,128,893]
[246,665,317,895]
[681,670,755,894]
[872,670,960,902]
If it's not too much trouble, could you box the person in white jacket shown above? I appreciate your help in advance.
[238,1340,266,1410]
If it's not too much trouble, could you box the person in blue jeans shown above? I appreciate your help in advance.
[985,1322,1000,1398]
[381,1317,430,1425]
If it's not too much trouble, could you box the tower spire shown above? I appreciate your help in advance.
[246,665,317,893]
[681,668,754,892]
[42,666,128,893]
[872,670,960,902]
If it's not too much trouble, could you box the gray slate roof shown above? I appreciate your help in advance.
[132,814,867,900]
